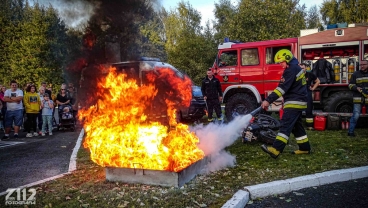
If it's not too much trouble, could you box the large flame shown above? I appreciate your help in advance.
[79,67,205,172]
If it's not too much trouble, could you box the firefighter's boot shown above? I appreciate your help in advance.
[292,150,311,154]
[292,139,311,154]
[261,144,280,159]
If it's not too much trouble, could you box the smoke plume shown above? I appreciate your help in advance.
[190,115,253,173]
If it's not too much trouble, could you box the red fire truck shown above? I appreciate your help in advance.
[210,25,368,121]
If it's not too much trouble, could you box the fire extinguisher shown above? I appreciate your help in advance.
[345,119,349,129]
[362,105,366,115]
[333,59,341,82]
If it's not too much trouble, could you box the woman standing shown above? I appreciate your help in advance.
[23,85,41,137]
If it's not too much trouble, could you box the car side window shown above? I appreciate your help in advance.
[219,50,238,67]
[241,48,259,66]
[266,46,292,64]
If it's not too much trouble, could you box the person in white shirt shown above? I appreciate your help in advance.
[2,80,24,140]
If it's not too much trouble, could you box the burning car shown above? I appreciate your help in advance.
[78,57,207,174]
[110,58,206,122]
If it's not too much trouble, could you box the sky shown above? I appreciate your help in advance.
[161,0,325,26]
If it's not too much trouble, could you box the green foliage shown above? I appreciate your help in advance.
[320,0,368,25]
[161,2,217,85]
[305,5,324,30]
[214,0,306,42]
[0,0,71,90]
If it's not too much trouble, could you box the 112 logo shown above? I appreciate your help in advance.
[5,188,36,205]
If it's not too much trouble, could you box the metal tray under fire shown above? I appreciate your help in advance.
[105,157,209,187]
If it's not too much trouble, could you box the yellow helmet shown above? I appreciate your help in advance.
[274,49,293,63]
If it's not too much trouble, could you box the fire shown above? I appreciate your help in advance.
[79,67,205,172]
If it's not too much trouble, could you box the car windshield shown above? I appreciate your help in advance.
[192,86,203,97]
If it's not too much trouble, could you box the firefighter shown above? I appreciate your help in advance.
[300,63,320,130]
[201,69,223,121]
[260,49,310,158]
[347,59,368,137]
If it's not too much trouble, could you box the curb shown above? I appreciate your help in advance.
[0,129,85,196]
[222,166,368,208]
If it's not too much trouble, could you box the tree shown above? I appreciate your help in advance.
[213,0,306,42]
[0,0,23,85]
[3,2,66,87]
[320,0,368,25]
[161,1,217,85]
[305,5,323,30]
[213,0,237,44]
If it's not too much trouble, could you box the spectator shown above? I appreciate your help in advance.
[37,86,46,134]
[347,59,368,137]
[68,82,76,93]
[300,63,320,130]
[261,49,310,159]
[0,92,3,131]
[41,93,54,136]
[0,85,6,131]
[24,85,41,138]
[201,69,223,121]
[56,86,71,115]
[41,82,52,98]
[2,80,24,140]
[68,85,78,112]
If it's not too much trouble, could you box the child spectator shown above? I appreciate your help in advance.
[41,93,54,136]
[23,85,41,137]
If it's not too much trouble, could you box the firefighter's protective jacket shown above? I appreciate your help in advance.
[266,57,307,109]
[348,69,368,103]
[201,76,223,100]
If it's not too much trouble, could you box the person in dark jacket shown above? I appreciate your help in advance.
[312,57,334,84]
[300,63,320,129]
[261,49,310,159]
[201,69,223,121]
[347,59,368,137]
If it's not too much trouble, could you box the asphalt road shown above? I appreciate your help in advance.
[246,177,368,208]
[0,127,80,193]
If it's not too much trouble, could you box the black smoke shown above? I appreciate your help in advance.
[36,0,161,108]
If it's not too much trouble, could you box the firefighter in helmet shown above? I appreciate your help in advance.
[261,49,311,158]
[300,63,320,130]
[347,59,368,137]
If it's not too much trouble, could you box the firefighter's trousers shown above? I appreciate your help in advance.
[206,98,222,119]
[306,90,314,127]
[273,109,310,152]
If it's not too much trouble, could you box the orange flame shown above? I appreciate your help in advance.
[79,67,204,172]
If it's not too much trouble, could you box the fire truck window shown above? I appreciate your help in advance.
[241,48,259,66]
[364,44,368,60]
[266,46,292,64]
[219,51,237,67]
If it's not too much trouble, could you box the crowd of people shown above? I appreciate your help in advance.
[0,81,77,140]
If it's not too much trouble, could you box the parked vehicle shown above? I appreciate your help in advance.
[110,58,207,122]
[210,25,368,121]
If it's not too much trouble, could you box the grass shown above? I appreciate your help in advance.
[1,123,367,208]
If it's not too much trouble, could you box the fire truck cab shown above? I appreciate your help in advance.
[211,25,368,121]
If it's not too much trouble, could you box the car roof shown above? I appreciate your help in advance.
[111,60,178,72]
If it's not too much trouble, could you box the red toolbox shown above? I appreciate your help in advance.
[314,115,326,131]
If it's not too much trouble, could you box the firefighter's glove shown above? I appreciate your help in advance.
[360,89,368,98]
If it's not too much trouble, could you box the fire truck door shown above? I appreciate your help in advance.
[239,48,264,92]
[216,50,240,88]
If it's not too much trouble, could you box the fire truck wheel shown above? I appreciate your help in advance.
[323,91,353,113]
[225,93,257,121]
